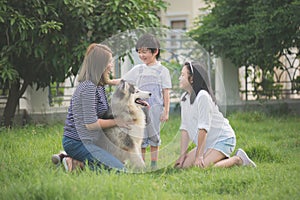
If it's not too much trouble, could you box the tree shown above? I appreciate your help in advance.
[0,0,167,127]
[189,0,300,70]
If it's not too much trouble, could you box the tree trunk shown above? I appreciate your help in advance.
[3,80,28,128]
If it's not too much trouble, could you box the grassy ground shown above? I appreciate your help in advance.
[0,111,299,200]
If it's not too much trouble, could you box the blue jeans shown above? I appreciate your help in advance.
[62,136,125,171]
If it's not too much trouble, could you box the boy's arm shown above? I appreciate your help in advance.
[107,78,121,85]
[106,65,139,86]
[161,88,170,121]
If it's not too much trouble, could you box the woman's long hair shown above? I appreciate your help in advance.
[77,43,112,86]
[182,61,216,104]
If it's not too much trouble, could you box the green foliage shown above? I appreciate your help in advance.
[0,112,299,199]
[190,0,300,69]
[0,57,18,88]
[49,82,65,106]
[50,82,63,95]
[163,60,181,87]
[0,0,168,126]
[0,0,167,87]
[161,60,183,112]
[294,76,300,92]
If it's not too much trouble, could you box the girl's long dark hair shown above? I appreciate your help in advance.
[182,61,216,104]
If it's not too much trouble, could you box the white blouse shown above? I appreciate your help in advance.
[180,90,235,151]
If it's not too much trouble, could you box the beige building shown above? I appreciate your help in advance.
[160,0,208,31]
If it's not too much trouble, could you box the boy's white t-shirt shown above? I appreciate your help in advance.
[180,90,235,151]
[122,62,172,89]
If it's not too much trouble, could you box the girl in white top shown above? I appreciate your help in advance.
[174,61,256,168]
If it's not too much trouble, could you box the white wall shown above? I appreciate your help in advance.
[19,84,50,114]
[215,57,241,106]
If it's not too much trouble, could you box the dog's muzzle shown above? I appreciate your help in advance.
[135,98,150,107]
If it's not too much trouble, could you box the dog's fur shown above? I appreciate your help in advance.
[96,80,151,169]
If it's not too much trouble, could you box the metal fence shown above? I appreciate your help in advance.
[239,49,300,100]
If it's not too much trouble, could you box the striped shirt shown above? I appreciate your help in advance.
[63,80,109,141]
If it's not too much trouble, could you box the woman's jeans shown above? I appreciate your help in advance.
[62,136,125,171]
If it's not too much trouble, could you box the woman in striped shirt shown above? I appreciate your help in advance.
[57,43,130,172]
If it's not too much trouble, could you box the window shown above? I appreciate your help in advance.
[169,20,186,47]
[171,20,186,30]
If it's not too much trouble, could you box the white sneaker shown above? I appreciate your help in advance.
[62,157,84,172]
[235,148,256,167]
[62,157,71,172]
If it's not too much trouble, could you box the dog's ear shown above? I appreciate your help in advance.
[129,83,135,94]
[119,79,126,90]
[120,79,125,84]
[114,80,126,99]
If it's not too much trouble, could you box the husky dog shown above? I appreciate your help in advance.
[97,80,151,169]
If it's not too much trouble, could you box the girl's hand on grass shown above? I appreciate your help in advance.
[194,156,205,168]
[174,155,186,168]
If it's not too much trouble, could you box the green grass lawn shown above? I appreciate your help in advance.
[0,111,299,200]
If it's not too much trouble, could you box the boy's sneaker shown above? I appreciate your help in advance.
[235,148,257,168]
[51,151,67,167]
[150,160,157,170]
